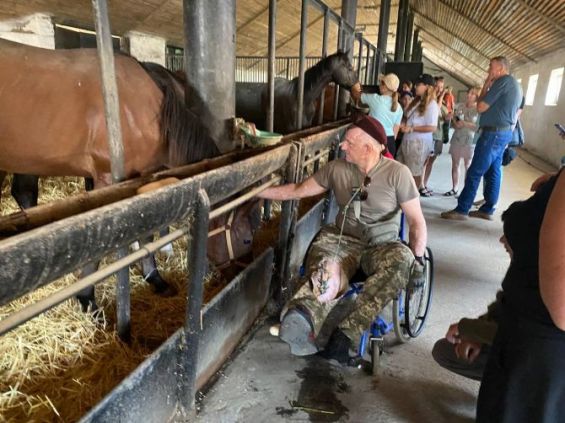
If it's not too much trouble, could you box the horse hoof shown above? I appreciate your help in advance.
[153,283,178,297]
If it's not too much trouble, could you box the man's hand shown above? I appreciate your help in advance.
[350,82,362,102]
[445,323,460,344]
[455,340,482,363]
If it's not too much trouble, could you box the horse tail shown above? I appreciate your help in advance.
[138,62,220,167]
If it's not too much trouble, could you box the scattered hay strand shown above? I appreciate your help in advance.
[0,177,225,422]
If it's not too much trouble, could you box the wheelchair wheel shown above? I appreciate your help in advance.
[393,247,434,341]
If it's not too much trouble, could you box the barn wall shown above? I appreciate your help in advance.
[513,49,565,169]
[0,13,54,49]
[124,31,166,66]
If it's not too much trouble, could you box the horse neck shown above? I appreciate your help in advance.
[297,63,334,106]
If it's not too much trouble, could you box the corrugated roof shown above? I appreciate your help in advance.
[1,0,563,86]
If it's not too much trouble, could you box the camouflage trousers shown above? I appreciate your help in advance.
[285,225,415,349]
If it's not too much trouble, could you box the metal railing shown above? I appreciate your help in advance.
[166,54,377,84]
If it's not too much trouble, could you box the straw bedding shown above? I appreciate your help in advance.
[0,177,223,422]
[0,170,324,422]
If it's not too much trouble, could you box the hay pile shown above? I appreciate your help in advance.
[0,177,222,422]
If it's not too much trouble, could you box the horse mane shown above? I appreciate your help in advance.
[296,51,349,104]
[138,62,220,167]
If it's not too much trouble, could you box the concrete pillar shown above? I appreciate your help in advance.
[376,0,392,75]
[123,31,166,66]
[394,0,409,62]
[339,0,358,117]
[183,0,235,153]
[404,12,414,62]
[0,13,54,49]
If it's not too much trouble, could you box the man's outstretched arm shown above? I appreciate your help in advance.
[400,197,427,257]
[257,176,327,201]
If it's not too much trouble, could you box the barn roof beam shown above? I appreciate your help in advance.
[433,0,537,63]
[419,29,485,78]
[513,0,565,35]
[423,51,476,87]
[411,7,490,63]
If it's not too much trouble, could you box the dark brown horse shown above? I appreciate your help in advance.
[0,40,234,310]
[235,51,358,134]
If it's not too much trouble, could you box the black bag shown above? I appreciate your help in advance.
[502,147,518,166]
[509,119,525,147]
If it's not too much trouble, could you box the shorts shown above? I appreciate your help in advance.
[397,136,432,177]
[449,143,475,162]
[432,139,444,156]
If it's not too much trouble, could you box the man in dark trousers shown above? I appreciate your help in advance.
[441,56,522,221]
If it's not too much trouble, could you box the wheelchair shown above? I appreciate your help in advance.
[305,214,434,374]
[344,245,434,375]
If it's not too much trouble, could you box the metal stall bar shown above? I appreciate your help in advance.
[91,0,130,341]
[0,177,282,337]
[333,17,344,121]
[376,0,391,76]
[267,0,277,132]
[364,40,371,84]
[263,0,277,221]
[317,6,330,126]
[179,189,210,416]
[296,0,308,131]
[356,33,363,78]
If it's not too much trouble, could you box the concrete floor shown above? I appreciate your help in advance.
[196,152,547,423]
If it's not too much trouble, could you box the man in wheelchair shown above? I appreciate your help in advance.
[258,116,427,359]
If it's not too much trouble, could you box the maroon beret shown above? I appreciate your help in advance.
[352,115,387,147]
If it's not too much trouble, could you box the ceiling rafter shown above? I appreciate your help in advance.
[513,0,565,35]
[433,0,537,63]
[418,29,485,78]
[411,7,490,63]
[423,51,477,87]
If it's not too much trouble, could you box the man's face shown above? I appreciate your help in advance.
[340,128,369,165]
[488,61,503,80]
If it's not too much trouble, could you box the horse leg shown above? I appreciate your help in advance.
[11,174,39,209]
[139,233,177,297]
[75,261,99,313]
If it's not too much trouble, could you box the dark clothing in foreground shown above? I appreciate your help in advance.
[477,170,565,423]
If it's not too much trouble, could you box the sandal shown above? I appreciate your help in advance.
[443,189,458,196]
[425,186,434,194]
[419,188,433,197]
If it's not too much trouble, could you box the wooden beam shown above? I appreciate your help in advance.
[513,0,565,35]
[411,8,490,62]
[419,29,485,78]
[422,52,477,87]
[434,0,537,63]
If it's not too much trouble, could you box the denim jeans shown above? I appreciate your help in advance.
[456,129,513,215]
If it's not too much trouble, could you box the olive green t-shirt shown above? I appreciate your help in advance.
[313,158,419,245]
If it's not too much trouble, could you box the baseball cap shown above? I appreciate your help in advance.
[414,73,435,86]
[378,73,400,91]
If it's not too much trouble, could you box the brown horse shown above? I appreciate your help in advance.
[0,39,232,310]
[0,39,219,186]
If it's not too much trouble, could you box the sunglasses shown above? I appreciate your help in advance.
[359,176,371,201]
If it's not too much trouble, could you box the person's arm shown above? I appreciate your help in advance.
[531,172,557,192]
[257,175,327,201]
[400,197,427,257]
[393,124,400,138]
[539,172,565,330]
[477,75,495,113]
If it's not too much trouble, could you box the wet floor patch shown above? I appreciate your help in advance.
[278,357,349,421]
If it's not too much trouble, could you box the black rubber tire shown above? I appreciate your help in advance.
[404,247,434,338]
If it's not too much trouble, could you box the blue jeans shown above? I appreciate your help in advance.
[456,130,513,215]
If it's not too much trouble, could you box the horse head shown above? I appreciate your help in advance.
[329,50,358,90]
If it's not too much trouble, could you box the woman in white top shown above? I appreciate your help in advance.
[397,74,439,195]
[351,73,403,157]
[444,87,480,196]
